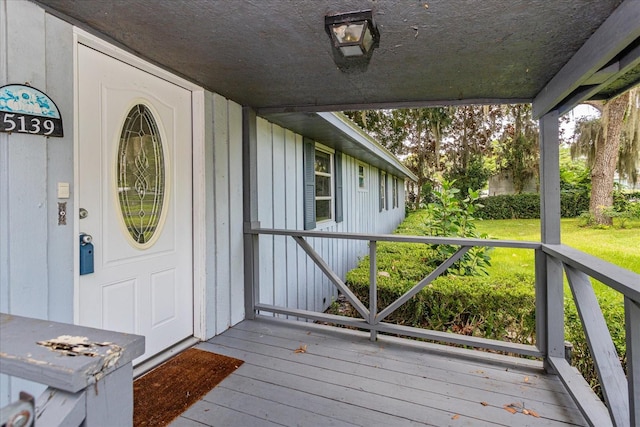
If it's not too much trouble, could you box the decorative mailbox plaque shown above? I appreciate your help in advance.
[0,84,63,137]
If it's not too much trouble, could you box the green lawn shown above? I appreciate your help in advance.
[473,218,639,308]
[475,218,640,275]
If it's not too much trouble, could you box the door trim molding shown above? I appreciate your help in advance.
[72,28,207,341]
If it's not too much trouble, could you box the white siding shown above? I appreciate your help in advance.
[0,0,75,406]
[256,118,406,313]
[205,93,245,337]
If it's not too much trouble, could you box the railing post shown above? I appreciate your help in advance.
[534,249,547,359]
[0,313,144,427]
[626,297,640,426]
[545,255,565,372]
[538,111,563,373]
[369,240,377,341]
[243,106,259,319]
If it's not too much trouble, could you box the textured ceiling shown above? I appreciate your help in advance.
[34,0,634,112]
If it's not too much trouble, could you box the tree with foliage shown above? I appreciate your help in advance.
[443,106,499,171]
[491,104,539,194]
[441,105,501,197]
[345,110,408,156]
[345,108,454,207]
[347,103,543,201]
[572,87,639,225]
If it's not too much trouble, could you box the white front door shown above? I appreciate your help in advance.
[77,44,193,362]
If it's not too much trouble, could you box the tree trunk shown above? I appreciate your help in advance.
[590,91,630,225]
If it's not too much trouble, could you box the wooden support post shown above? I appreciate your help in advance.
[0,314,144,426]
[539,111,561,245]
[369,241,377,342]
[626,297,640,426]
[539,111,564,372]
[84,363,135,426]
[534,249,547,358]
[243,107,259,319]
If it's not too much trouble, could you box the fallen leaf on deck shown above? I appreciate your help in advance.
[294,344,307,353]
[503,405,517,414]
[524,376,529,382]
[523,409,530,415]
[527,409,540,418]
[480,402,489,406]
[451,414,460,420]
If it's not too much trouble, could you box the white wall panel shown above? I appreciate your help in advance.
[206,94,245,336]
[0,0,75,406]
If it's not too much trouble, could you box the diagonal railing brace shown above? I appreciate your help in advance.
[564,264,629,427]
[376,246,471,323]
[293,236,370,320]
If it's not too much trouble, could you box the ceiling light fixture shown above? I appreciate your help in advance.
[325,10,380,71]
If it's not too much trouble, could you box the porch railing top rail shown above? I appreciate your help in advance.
[542,243,640,301]
[0,313,144,393]
[248,226,542,249]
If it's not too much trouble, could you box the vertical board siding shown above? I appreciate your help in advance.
[213,94,231,333]
[256,119,407,313]
[284,130,298,311]
[46,13,75,324]
[0,0,76,406]
[257,118,275,309]
[271,125,287,312]
[228,102,245,327]
[208,94,245,336]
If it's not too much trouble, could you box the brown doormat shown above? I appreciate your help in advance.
[133,348,244,426]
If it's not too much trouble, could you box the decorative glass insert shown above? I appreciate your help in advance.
[117,104,165,246]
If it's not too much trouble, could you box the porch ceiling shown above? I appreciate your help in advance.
[34,0,640,116]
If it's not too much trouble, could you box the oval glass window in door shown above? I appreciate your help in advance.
[117,104,166,247]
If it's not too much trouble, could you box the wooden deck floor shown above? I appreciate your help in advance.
[170,317,590,427]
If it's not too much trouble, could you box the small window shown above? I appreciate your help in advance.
[393,177,399,208]
[315,148,333,222]
[379,170,387,211]
[357,163,367,190]
[303,139,342,230]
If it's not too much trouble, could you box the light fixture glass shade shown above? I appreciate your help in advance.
[325,10,379,71]
[330,21,373,57]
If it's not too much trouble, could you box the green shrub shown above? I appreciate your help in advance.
[423,180,491,276]
[564,292,626,398]
[476,192,589,219]
[476,193,539,219]
[622,191,640,202]
[560,190,591,218]
[346,266,536,343]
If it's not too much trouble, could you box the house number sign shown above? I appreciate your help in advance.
[0,84,63,137]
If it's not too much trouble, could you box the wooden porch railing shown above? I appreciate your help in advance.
[247,227,640,427]
[0,314,144,426]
